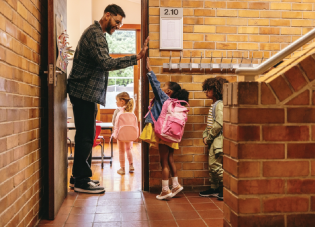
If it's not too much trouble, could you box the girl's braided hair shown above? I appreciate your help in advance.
[202,77,229,100]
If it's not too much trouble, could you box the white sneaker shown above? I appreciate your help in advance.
[156,189,172,200]
[117,168,125,175]
[170,184,183,198]
[129,165,135,173]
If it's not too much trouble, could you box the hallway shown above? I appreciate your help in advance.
[37,144,224,227]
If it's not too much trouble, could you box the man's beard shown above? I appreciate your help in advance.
[106,22,114,35]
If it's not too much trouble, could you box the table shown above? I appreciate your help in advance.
[67,122,113,166]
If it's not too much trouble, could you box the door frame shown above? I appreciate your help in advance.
[141,0,149,191]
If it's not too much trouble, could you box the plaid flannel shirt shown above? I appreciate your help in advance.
[67,21,138,106]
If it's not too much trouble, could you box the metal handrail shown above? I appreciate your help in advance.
[236,28,315,76]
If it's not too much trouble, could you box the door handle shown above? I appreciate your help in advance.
[44,64,65,86]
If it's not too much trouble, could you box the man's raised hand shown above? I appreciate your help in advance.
[137,36,149,60]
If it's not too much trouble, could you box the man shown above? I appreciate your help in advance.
[67,4,149,193]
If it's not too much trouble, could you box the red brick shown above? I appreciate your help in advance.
[248,2,269,10]
[230,141,238,158]
[268,76,293,102]
[287,214,315,227]
[224,188,238,213]
[233,82,258,105]
[263,161,309,177]
[223,171,230,190]
[183,178,204,185]
[286,90,310,105]
[312,196,315,211]
[231,108,284,124]
[288,144,315,159]
[284,66,307,92]
[238,144,285,159]
[263,126,309,141]
[263,197,309,213]
[238,179,285,195]
[223,107,230,123]
[239,162,260,178]
[224,155,238,177]
[312,161,315,176]
[223,139,230,156]
[287,179,315,194]
[299,56,315,81]
[231,213,285,227]
[261,82,277,105]
[224,123,260,142]
[239,198,260,214]
[288,108,315,123]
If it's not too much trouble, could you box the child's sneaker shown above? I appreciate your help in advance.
[129,164,135,173]
[199,187,219,197]
[156,189,172,200]
[117,168,125,175]
[170,184,183,198]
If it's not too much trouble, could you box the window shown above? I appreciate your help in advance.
[106,30,136,54]
[101,30,136,109]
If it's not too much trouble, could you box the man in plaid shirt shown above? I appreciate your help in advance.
[68,4,149,193]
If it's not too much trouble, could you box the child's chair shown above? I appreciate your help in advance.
[93,125,105,168]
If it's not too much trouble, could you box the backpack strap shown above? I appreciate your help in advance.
[144,98,156,120]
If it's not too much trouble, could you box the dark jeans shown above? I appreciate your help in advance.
[69,95,98,181]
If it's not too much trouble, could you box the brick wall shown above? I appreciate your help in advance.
[148,0,315,191]
[0,0,45,226]
[223,43,315,226]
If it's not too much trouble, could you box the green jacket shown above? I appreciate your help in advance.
[203,101,223,154]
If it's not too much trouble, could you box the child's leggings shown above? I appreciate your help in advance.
[118,140,133,168]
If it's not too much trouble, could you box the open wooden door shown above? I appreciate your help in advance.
[46,0,68,219]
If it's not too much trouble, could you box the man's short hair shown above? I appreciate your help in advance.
[104,4,126,18]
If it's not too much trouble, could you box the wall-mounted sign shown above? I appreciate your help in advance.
[160,7,183,50]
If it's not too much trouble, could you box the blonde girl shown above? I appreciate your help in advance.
[113,92,135,175]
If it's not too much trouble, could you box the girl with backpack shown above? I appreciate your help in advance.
[113,92,138,175]
[140,58,190,200]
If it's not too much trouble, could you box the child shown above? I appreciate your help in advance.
[140,58,189,200]
[113,92,135,175]
[199,77,228,201]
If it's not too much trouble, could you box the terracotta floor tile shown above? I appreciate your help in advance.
[149,220,178,227]
[120,192,142,199]
[167,197,190,204]
[203,218,224,227]
[143,198,167,205]
[168,203,195,212]
[37,224,65,227]
[93,222,122,227]
[95,206,121,214]
[120,199,143,205]
[183,192,200,197]
[66,214,95,223]
[99,193,121,200]
[97,199,120,206]
[172,211,200,220]
[193,203,219,211]
[70,206,96,214]
[39,214,68,224]
[62,199,76,207]
[198,210,223,219]
[94,213,121,222]
[187,197,212,204]
[120,205,146,213]
[145,204,171,213]
[121,221,149,227]
[147,211,174,220]
[77,193,100,200]
[57,205,73,214]
[64,223,93,227]
[177,219,208,227]
[74,199,98,207]
[121,211,148,221]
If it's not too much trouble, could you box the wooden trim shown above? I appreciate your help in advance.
[141,0,149,192]
[121,24,141,30]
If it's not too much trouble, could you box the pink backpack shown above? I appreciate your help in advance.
[113,112,139,142]
[146,98,189,143]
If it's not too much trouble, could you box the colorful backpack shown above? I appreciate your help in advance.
[146,98,189,143]
[113,112,139,142]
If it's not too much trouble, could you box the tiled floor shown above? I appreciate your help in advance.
[37,144,224,227]
[38,191,223,227]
